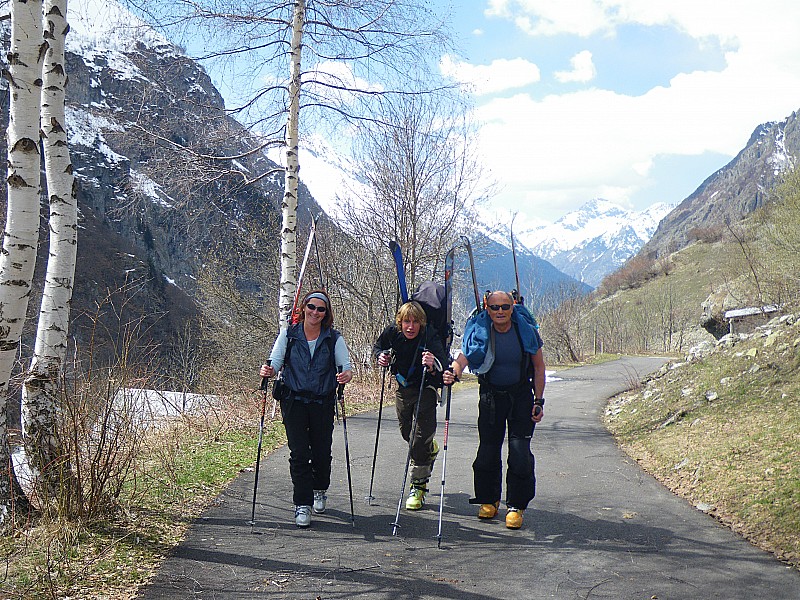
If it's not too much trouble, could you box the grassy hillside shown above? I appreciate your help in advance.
[595,190,800,570]
[605,311,800,568]
[578,213,788,357]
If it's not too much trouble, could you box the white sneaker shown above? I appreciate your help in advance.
[313,490,327,514]
[295,505,312,527]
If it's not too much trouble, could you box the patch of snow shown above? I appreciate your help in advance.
[130,170,175,208]
[66,106,127,165]
[232,159,251,174]
[67,0,180,57]
[115,388,221,425]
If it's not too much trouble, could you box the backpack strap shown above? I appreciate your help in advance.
[328,329,340,372]
[512,321,530,384]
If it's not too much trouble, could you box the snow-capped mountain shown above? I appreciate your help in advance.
[519,199,674,287]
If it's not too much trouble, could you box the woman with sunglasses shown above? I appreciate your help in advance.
[373,301,447,511]
[260,289,353,528]
[442,290,545,530]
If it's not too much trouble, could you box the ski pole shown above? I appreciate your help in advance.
[249,368,270,528]
[392,365,427,536]
[337,367,356,526]
[366,361,389,505]
[436,377,453,548]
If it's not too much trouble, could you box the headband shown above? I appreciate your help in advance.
[306,292,330,305]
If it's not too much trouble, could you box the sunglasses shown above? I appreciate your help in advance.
[488,303,512,311]
[306,303,328,313]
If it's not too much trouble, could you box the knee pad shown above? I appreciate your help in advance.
[507,436,533,475]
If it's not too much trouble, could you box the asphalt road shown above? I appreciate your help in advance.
[139,356,799,599]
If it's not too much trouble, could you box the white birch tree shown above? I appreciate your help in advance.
[0,0,45,521]
[20,0,76,492]
[124,0,451,325]
[278,0,304,327]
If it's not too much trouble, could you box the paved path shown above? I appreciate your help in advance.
[140,357,799,599]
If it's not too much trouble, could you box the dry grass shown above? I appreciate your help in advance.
[0,379,382,600]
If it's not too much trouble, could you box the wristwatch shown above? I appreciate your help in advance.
[534,397,545,406]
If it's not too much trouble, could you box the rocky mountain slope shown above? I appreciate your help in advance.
[0,4,324,373]
[642,111,800,258]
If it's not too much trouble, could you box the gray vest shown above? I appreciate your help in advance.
[283,323,340,401]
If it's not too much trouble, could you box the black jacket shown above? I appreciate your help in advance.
[373,325,447,388]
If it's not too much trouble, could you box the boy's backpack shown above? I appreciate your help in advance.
[411,281,451,352]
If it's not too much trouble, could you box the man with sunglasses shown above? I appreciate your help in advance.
[443,291,545,529]
[260,290,353,527]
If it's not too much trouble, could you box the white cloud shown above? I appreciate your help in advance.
[440,54,541,95]
[554,50,596,83]
[467,0,800,221]
[486,0,616,37]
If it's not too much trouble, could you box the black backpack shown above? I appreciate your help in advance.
[411,281,451,352]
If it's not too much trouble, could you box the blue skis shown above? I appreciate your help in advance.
[389,240,409,303]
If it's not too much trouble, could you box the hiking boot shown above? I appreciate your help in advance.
[429,439,440,462]
[505,507,524,529]
[295,505,312,528]
[478,501,500,519]
[405,483,428,510]
[313,490,327,514]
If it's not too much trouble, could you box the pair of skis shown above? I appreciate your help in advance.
[290,212,323,323]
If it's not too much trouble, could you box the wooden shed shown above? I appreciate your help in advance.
[723,305,780,335]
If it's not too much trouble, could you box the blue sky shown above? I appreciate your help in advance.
[433,0,800,227]
[67,0,800,230]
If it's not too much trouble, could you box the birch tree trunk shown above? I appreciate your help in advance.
[21,0,76,493]
[0,0,45,522]
[278,0,305,327]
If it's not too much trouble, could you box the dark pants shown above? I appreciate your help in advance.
[281,396,335,506]
[472,383,536,509]
[395,384,438,482]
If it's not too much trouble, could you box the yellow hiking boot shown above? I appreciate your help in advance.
[505,507,524,529]
[478,501,500,519]
[405,482,428,510]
